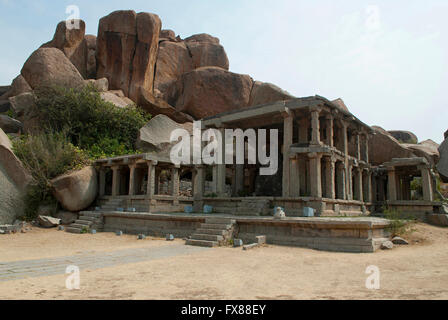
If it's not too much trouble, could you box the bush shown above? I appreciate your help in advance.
[13,132,90,220]
[34,85,151,159]
[383,209,416,237]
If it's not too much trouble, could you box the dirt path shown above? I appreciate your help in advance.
[0,223,447,300]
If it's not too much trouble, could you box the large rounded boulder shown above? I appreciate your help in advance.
[173,67,254,119]
[21,47,84,90]
[0,129,32,224]
[248,81,294,106]
[51,166,98,212]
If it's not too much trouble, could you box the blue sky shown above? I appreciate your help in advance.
[0,0,446,143]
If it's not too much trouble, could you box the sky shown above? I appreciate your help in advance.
[0,0,446,143]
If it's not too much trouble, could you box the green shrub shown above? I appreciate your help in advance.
[13,132,90,220]
[34,85,151,159]
[384,209,416,237]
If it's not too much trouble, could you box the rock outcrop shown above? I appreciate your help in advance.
[403,140,440,166]
[96,10,161,103]
[100,91,134,108]
[0,75,32,100]
[173,67,254,119]
[0,129,32,224]
[388,130,418,144]
[41,20,89,78]
[369,126,416,166]
[184,33,229,70]
[21,48,84,90]
[438,135,448,183]
[51,166,98,212]
[0,115,23,134]
[248,81,294,106]
[136,114,192,153]
[8,92,39,134]
[85,35,97,79]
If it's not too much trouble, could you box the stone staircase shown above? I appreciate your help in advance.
[98,198,124,211]
[211,199,271,216]
[66,211,104,234]
[186,217,236,247]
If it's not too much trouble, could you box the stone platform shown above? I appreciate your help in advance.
[98,211,391,253]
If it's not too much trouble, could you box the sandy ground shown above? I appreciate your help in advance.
[0,223,448,300]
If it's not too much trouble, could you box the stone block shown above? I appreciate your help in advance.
[303,207,315,217]
[233,239,243,247]
[255,235,266,245]
[166,234,174,241]
[243,243,259,250]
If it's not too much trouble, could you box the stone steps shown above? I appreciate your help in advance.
[191,234,224,242]
[66,211,104,234]
[186,217,236,247]
[185,239,219,247]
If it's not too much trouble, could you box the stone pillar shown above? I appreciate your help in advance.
[290,157,300,197]
[341,121,349,156]
[282,111,293,197]
[212,165,218,193]
[355,132,361,160]
[364,171,372,202]
[310,108,321,145]
[234,164,244,196]
[324,157,335,199]
[308,153,322,198]
[128,164,137,196]
[111,165,120,197]
[171,167,180,204]
[354,167,363,202]
[387,168,397,201]
[193,166,205,212]
[402,176,411,201]
[420,167,433,201]
[217,128,227,197]
[336,162,346,200]
[326,115,334,147]
[363,134,369,163]
[146,161,156,200]
[99,167,106,197]
[346,164,353,200]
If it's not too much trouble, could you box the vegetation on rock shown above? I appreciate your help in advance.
[34,85,151,159]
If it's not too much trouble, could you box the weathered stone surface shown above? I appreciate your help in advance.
[139,89,194,123]
[391,236,409,245]
[0,75,32,100]
[37,215,61,228]
[0,86,10,96]
[185,33,229,70]
[85,78,109,92]
[381,241,394,250]
[154,41,193,100]
[100,91,134,108]
[0,129,32,224]
[388,130,418,144]
[0,115,23,134]
[403,140,440,166]
[55,211,79,225]
[51,166,98,212]
[174,67,253,119]
[8,92,39,134]
[437,136,448,183]
[97,10,161,102]
[332,98,350,113]
[21,48,84,90]
[427,213,448,227]
[42,20,88,78]
[85,35,97,79]
[249,81,294,106]
[160,29,176,41]
[0,100,11,113]
[136,114,193,153]
[369,126,416,166]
